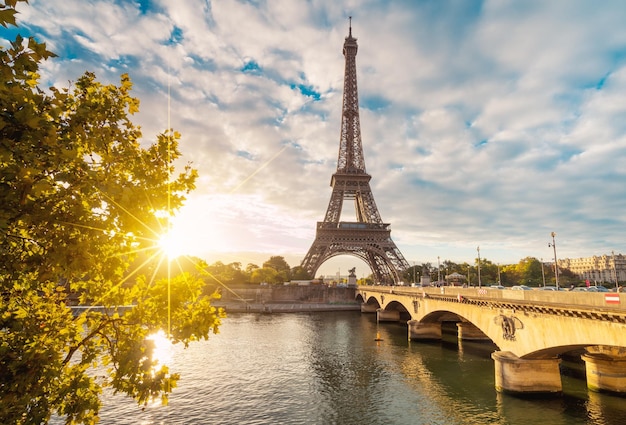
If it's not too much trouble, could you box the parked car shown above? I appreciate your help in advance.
[489,285,505,289]
[538,286,564,291]
[511,285,532,290]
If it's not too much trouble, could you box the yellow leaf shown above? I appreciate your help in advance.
[14,307,28,319]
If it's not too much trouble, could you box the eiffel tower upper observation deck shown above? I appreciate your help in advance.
[301,20,409,284]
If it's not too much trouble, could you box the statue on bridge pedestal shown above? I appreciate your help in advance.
[348,267,357,287]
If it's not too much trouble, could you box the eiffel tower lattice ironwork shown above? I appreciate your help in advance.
[301,21,409,284]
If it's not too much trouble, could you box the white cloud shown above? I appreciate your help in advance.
[9,0,626,276]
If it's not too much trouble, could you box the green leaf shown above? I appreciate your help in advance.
[0,9,17,28]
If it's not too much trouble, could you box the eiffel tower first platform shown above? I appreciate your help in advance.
[301,21,409,284]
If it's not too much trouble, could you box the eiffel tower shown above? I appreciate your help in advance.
[301,20,409,284]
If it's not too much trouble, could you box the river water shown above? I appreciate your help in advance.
[57,311,625,424]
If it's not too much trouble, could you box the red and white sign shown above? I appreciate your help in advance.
[605,294,620,305]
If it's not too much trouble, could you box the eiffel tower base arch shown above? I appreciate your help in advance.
[301,222,408,284]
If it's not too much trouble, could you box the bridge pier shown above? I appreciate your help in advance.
[582,346,626,394]
[492,351,562,394]
[407,320,442,340]
[360,303,378,313]
[376,309,400,322]
[456,322,490,341]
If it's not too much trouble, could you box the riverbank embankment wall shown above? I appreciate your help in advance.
[219,285,357,304]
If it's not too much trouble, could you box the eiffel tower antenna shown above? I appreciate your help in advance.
[301,19,409,284]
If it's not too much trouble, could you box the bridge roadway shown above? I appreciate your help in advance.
[356,285,626,395]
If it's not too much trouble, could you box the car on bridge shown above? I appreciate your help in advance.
[511,285,532,290]
[592,286,610,292]
[572,286,610,292]
[537,286,565,291]
[489,285,505,289]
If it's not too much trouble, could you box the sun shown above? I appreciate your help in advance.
[158,231,186,260]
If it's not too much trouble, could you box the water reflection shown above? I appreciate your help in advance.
[147,330,173,371]
[587,388,626,425]
[49,312,626,425]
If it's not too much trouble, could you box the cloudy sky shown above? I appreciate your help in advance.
[4,0,626,277]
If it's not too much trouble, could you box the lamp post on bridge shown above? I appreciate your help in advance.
[612,251,619,291]
[541,258,546,287]
[548,232,559,290]
[437,256,441,283]
[477,246,482,288]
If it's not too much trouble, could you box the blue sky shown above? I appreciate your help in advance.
[4,0,626,277]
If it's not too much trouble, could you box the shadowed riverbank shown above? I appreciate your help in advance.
[215,284,360,313]
[214,301,361,313]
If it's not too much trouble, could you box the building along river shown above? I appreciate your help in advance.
[54,311,626,424]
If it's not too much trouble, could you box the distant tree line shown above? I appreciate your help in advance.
[148,255,313,292]
[154,255,585,292]
[402,256,580,287]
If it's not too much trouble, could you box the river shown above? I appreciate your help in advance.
[55,311,626,424]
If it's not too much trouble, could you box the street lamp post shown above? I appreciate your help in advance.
[549,232,559,290]
[477,246,482,288]
[437,256,441,283]
[541,258,546,287]
[612,251,619,291]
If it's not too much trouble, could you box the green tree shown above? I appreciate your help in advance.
[0,2,223,423]
[245,263,259,275]
[557,267,578,287]
[290,265,311,280]
[514,257,545,287]
[250,267,279,284]
[204,261,248,288]
[477,258,499,284]
[402,264,422,284]
[263,256,291,282]
[263,256,290,272]
[498,264,518,286]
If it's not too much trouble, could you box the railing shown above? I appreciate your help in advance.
[358,285,626,312]
[317,221,389,230]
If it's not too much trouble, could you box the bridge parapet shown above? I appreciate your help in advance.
[361,285,625,311]
[358,286,626,329]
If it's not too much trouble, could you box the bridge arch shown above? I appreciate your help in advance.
[356,286,626,395]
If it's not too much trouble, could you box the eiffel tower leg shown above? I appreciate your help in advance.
[301,237,328,278]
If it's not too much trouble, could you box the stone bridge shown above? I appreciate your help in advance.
[356,285,626,395]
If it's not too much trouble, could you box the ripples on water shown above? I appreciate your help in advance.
[50,312,626,425]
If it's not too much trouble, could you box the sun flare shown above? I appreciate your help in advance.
[158,231,186,260]
[147,330,173,368]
